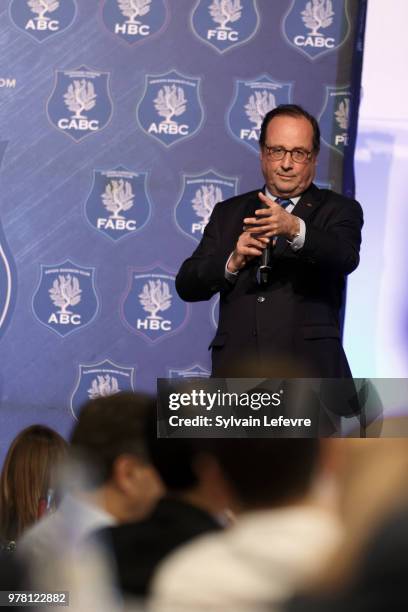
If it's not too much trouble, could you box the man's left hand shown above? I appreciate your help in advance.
[243,192,300,240]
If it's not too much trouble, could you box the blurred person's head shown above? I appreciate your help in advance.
[147,421,234,515]
[70,392,163,523]
[0,425,67,543]
[207,439,321,512]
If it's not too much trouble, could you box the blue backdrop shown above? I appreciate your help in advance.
[0,0,365,459]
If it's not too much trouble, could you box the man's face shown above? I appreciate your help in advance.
[259,115,317,198]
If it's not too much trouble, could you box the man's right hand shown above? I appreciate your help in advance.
[226,231,270,273]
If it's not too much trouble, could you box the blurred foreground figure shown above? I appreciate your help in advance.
[287,507,408,612]
[0,425,67,552]
[150,439,341,612]
[97,419,231,600]
[286,438,408,612]
[20,392,162,559]
[18,392,162,612]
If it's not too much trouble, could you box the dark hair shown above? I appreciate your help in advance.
[0,425,67,542]
[147,396,211,491]
[209,439,320,509]
[70,392,154,487]
[259,104,320,153]
[147,430,199,492]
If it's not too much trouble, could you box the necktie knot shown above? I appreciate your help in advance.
[275,197,292,208]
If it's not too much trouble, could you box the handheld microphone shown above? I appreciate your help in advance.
[257,245,270,285]
[257,198,271,285]
[256,195,292,284]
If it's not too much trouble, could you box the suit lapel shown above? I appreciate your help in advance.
[291,182,324,223]
[243,189,263,219]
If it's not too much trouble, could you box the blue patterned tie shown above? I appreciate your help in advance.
[275,197,292,209]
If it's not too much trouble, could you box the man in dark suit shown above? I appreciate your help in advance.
[176,104,363,378]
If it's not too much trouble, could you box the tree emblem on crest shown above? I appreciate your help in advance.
[209,0,242,30]
[139,280,172,319]
[102,179,134,219]
[245,91,276,129]
[117,0,151,22]
[28,0,59,20]
[88,374,120,399]
[335,98,349,130]
[154,85,187,124]
[301,0,334,36]
[64,79,96,119]
[49,275,81,314]
[192,184,222,225]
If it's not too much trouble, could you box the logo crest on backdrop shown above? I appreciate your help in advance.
[0,142,17,343]
[9,0,77,43]
[84,167,151,241]
[282,0,350,60]
[227,76,293,153]
[318,85,351,155]
[32,260,99,337]
[137,70,204,147]
[121,266,190,343]
[101,0,169,45]
[191,0,259,54]
[70,359,135,419]
[175,170,238,242]
[47,66,113,142]
[168,364,210,378]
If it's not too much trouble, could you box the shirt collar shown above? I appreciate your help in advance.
[265,188,301,206]
[61,493,117,530]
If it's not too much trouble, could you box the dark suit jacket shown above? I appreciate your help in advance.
[96,497,221,597]
[176,184,363,377]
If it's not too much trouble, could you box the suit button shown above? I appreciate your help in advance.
[257,296,266,303]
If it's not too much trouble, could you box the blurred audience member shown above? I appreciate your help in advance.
[19,392,163,561]
[287,504,408,612]
[0,425,67,552]
[97,418,233,599]
[150,439,342,612]
[285,438,408,612]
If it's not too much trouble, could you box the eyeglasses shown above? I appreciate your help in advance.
[263,145,313,164]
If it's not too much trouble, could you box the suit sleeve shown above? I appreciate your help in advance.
[176,202,235,302]
[297,197,363,275]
